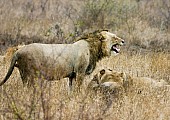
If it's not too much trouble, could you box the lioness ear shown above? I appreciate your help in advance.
[100,69,105,75]
[120,72,125,78]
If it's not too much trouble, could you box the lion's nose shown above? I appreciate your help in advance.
[121,40,125,45]
[122,40,125,44]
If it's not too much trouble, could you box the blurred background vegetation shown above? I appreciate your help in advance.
[0,0,169,53]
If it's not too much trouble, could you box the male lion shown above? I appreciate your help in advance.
[0,30,125,91]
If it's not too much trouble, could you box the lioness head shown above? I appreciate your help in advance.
[92,68,133,92]
[101,31,125,56]
[4,45,25,62]
[88,68,125,98]
[94,69,124,85]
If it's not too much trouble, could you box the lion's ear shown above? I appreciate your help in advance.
[120,72,125,78]
[100,31,107,39]
[100,69,105,75]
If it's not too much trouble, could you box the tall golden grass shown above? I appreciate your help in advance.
[0,51,169,120]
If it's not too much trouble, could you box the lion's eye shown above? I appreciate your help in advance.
[94,75,97,79]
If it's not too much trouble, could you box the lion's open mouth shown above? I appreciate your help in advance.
[111,44,120,53]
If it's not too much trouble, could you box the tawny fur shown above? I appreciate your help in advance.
[4,45,25,62]
[0,45,25,64]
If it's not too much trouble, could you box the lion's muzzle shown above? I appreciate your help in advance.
[111,39,125,54]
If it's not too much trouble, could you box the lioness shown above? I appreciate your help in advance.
[4,45,25,63]
[87,69,124,94]
[87,69,124,108]
[0,45,25,64]
[0,30,125,91]
[90,68,168,94]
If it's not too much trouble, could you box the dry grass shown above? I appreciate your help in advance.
[0,0,170,119]
[0,51,170,120]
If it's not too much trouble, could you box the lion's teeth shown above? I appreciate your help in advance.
[116,48,120,52]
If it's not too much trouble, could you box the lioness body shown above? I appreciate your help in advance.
[90,68,169,94]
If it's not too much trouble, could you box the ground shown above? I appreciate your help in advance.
[0,51,170,120]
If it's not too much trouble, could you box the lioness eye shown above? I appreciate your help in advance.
[100,69,105,75]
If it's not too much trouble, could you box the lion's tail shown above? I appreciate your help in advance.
[0,53,18,86]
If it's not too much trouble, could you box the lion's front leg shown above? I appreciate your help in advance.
[75,74,85,92]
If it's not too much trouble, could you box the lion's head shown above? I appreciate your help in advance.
[80,30,125,56]
[100,31,125,56]
[78,30,125,74]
